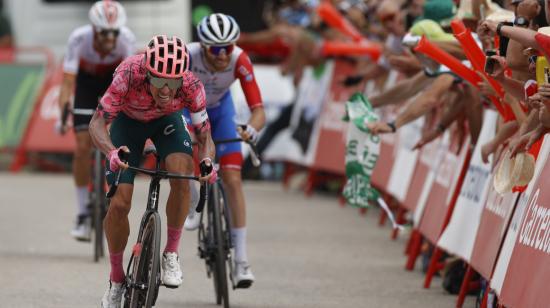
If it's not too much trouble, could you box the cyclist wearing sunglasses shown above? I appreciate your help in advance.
[89,35,216,308]
[184,13,265,288]
[58,0,135,242]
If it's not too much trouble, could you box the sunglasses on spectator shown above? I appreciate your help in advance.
[206,44,234,56]
[97,29,120,37]
[147,72,182,90]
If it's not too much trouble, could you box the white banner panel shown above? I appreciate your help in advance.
[437,110,497,261]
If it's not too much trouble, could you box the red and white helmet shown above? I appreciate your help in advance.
[145,35,189,78]
[89,0,127,30]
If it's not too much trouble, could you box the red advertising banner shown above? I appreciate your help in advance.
[313,59,367,174]
[402,138,442,212]
[418,136,470,244]
[499,161,550,308]
[21,65,75,152]
[371,137,396,190]
[469,172,519,279]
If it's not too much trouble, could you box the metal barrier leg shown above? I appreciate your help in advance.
[391,207,405,240]
[456,265,474,308]
[405,229,422,271]
[423,247,443,289]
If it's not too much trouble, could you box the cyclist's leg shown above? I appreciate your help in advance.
[104,113,147,283]
[71,75,101,239]
[151,112,193,286]
[210,94,252,266]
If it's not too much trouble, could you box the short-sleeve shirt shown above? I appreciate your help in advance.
[187,42,262,109]
[98,54,207,123]
[63,25,136,77]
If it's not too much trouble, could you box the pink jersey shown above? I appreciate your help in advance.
[98,54,207,123]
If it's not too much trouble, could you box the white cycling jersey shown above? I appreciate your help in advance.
[63,24,136,77]
[187,42,262,109]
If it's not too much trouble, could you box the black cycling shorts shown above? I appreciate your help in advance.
[106,112,194,185]
[73,70,113,132]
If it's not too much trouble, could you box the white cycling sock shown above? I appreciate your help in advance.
[76,186,89,216]
[231,227,248,263]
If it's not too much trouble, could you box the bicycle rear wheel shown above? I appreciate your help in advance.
[125,212,161,308]
[210,184,230,308]
[92,150,106,262]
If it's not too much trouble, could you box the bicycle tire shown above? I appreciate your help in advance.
[210,184,230,308]
[126,212,161,308]
[93,150,105,262]
[218,185,235,289]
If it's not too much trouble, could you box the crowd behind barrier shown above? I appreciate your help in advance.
[5,0,550,306]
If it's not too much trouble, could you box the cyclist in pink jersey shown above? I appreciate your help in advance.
[59,0,136,241]
[183,13,266,288]
[89,35,216,308]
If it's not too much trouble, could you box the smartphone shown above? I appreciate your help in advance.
[484,50,498,74]
[545,67,550,84]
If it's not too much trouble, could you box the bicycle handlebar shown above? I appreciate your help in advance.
[208,136,262,168]
[106,149,208,213]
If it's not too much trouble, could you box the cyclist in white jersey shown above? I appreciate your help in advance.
[58,0,136,241]
[183,13,265,288]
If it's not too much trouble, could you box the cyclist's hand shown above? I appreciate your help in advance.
[237,125,259,143]
[108,146,130,172]
[54,120,66,135]
[199,158,217,184]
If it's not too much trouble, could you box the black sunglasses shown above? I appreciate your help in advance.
[98,29,120,37]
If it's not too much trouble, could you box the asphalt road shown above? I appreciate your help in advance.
[0,173,475,308]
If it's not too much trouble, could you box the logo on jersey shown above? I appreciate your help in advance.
[184,140,190,148]
[238,66,254,82]
[164,124,175,135]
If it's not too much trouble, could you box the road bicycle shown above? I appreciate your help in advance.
[107,148,209,308]
[61,104,106,262]
[196,137,260,308]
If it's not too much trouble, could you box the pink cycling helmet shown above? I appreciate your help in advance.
[145,35,189,78]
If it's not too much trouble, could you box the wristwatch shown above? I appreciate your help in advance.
[496,22,505,36]
[513,16,529,28]
[387,121,397,133]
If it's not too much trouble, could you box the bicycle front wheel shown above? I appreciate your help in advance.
[92,150,106,262]
[210,184,230,308]
[126,212,161,308]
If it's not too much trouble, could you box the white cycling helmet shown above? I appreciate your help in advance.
[197,13,240,46]
[89,0,127,30]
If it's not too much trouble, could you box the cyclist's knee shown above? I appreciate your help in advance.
[74,132,92,156]
[165,153,193,174]
[108,186,133,219]
[221,169,242,188]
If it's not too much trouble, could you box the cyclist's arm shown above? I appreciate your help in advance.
[89,110,116,155]
[59,29,81,112]
[187,76,215,161]
[58,73,76,111]
[90,67,129,155]
[235,51,266,131]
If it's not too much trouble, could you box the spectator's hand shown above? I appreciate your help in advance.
[487,55,507,80]
[412,128,441,150]
[538,83,550,101]
[478,20,499,38]
[367,121,394,135]
[508,134,531,157]
[528,92,544,109]
[477,72,497,97]
[481,141,497,164]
